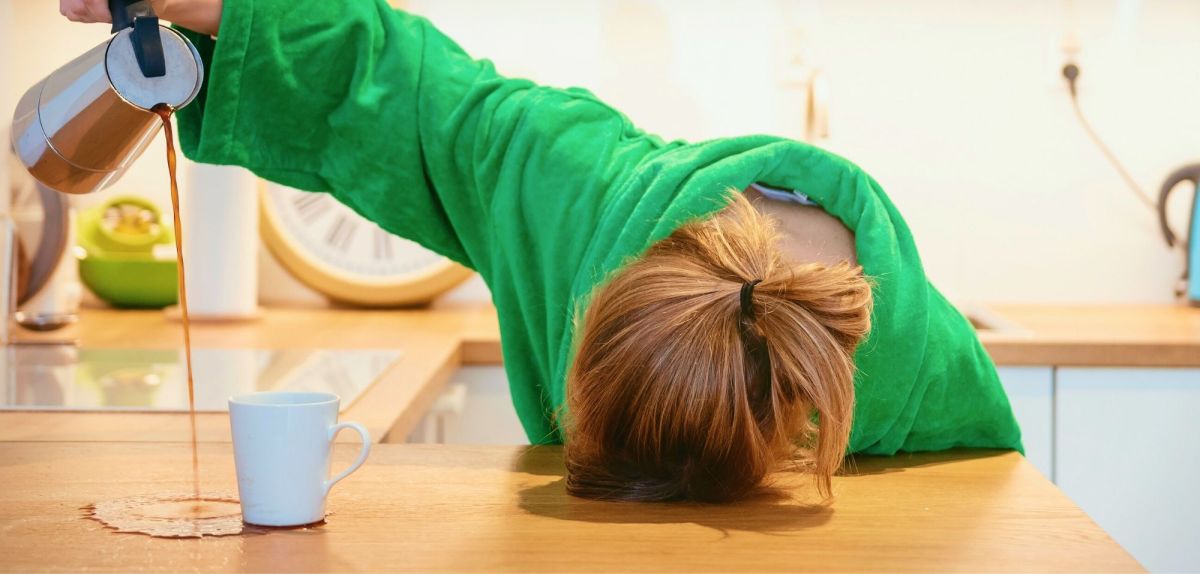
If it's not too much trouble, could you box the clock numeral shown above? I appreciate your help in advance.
[326,215,357,252]
[294,193,330,224]
[374,228,394,261]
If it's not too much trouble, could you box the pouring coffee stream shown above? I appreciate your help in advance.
[11,0,209,517]
[153,103,201,502]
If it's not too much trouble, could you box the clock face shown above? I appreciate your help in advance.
[260,182,472,306]
[266,184,444,279]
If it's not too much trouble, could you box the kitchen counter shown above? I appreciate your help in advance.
[0,304,499,444]
[2,302,1196,444]
[980,303,1200,367]
[0,441,1142,572]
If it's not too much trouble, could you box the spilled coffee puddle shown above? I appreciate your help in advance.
[85,493,244,538]
[84,493,330,538]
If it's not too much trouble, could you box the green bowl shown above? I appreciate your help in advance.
[79,256,178,309]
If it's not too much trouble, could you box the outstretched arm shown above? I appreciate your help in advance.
[170,0,524,268]
[60,0,683,442]
[66,0,654,275]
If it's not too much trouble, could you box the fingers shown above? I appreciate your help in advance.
[83,0,113,23]
[60,0,112,23]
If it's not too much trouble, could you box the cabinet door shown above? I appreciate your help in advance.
[408,366,529,445]
[996,367,1054,479]
[1056,368,1200,573]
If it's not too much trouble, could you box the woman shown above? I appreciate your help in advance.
[62,0,1022,502]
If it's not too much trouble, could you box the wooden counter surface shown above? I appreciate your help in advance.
[15,302,1200,368]
[0,442,1142,573]
[980,303,1200,367]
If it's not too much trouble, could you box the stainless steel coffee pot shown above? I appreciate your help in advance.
[10,0,204,195]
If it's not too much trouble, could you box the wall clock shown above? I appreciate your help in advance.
[259,182,472,307]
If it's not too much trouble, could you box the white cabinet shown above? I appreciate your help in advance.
[408,366,529,445]
[1056,368,1200,574]
[996,366,1053,479]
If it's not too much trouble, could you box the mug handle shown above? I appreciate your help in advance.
[324,422,372,496]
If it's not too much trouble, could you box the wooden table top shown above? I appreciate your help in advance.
[0,442,1142,573]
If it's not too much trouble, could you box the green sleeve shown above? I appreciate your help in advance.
[893,288,1024,454]
[175,0,645,277]
[178,0,460,264]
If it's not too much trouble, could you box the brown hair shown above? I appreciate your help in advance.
[563,191,873,503]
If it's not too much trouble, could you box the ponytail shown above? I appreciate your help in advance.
[564,190,872,502]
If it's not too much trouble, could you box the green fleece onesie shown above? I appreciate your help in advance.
[175,0,1022,454]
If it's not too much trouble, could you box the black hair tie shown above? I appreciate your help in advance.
[738,279,773,399]
[740,279,762,322]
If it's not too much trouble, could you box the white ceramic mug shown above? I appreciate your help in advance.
[228,391,371,526]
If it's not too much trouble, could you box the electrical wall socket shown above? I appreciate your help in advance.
[1046,34,1088,95]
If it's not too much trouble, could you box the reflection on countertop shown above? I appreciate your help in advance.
[0,347,400,412]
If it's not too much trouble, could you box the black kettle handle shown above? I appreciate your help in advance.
[1157,164,1200,248]
[108,0,165,78]
[108,0,145,34]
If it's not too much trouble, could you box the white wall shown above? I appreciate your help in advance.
[414,0,1200,304]
[6,0,1198,304]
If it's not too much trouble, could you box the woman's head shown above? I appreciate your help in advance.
[564,191,873,503]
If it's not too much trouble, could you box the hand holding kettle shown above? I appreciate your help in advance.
[12,0,209,195]
[60,0,223,36]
